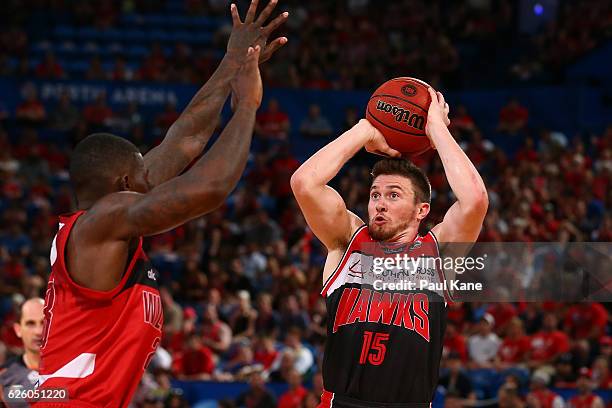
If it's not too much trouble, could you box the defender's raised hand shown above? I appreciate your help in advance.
[231,45,263,109]
[228,0,289,64]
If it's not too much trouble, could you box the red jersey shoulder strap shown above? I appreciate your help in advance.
[52,211,145,300]
[321,225,368,297]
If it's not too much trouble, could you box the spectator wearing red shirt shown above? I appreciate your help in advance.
[83,92,113,129]
[497,317,530,368]
[449,104,476,134]
[254,336,279,370]
[487,302,518,335]
[528,313,570,368]
[201,304,232,355]
[498,98,529,134]
[176,334,215,380]
[568,368,605,408]
[16,84,46,126]
[526,371,565,408]
[564,303,608,340]
[255,99,291,140]
[277,368,308,408]
[443,322,468,362]
[35,51,64,79]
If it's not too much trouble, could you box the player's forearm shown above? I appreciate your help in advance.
[428,121,488,211]
[144,55,242,186]
[292,124,369,187]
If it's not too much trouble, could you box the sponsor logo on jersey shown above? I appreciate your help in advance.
[142,291,163,330]
[332,288,430,341]
[147,269,157,281]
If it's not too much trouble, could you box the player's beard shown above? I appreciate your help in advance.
[368,208,417,242]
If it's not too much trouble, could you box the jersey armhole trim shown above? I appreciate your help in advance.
[321,224,366,297]
[60,214,144,301]
[428,230,455,304]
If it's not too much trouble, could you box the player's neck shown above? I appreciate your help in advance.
[381,226,420,244]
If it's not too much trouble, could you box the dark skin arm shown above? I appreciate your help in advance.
[144,0,288,187]
[68,46,264,291]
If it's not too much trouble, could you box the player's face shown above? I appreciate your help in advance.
[368,175,428,242]
[14,300,44,354]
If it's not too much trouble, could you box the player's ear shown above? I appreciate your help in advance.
[118,175,131,191]
[416,202,430,222]
[13,322,22,339]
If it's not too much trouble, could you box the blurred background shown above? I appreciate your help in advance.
[0,0,610,407]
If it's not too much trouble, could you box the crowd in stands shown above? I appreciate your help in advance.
[0,78,610,406]
[0,0,611,89]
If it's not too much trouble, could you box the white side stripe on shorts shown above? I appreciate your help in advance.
[36,353,96,387]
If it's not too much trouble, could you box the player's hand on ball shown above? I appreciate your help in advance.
[425,87,451,148]
[360,119,401,158]
[228,0,289,64]
[231,46,263,109]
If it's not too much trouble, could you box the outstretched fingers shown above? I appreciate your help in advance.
[255,0,279,26]
[230,3,241,26]
[263,11,288,35]
[244,0,260,24]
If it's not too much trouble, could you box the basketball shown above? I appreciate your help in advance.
[366,77,433,156]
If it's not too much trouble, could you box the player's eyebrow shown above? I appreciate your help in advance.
[386,183,405,191]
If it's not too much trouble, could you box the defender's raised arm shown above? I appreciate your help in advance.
[144,0,288,187]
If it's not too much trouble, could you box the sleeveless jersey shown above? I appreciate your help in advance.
[34,211,162,408]
[320,226,450,407]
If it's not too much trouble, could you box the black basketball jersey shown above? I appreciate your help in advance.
[320,226,450,407]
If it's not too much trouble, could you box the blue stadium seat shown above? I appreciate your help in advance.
[125,45,149,58]
[123,29,147,42]
[149,29,171,42]
[54,25,75,40]
[78,27,100,41]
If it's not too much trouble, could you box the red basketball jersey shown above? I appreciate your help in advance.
[33,211,163,407]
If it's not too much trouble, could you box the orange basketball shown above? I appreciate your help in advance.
[365,77,432,156]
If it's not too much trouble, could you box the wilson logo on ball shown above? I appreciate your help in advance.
[401,84,417,97]
[375,100,425,130]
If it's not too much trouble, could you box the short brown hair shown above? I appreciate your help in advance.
[371,159,431,204]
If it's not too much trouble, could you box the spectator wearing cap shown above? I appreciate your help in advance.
[526,371,564,408]
[563,303,608,341]
[496,317,530,369]
[235,369,276,408]
[527,313,570,370]
[468,313,501,368]
[438,352,476,401]
[568,368,605,408]
[166,306,197,354]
